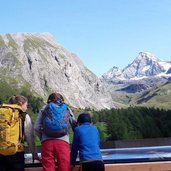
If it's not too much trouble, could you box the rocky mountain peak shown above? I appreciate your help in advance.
[101,51,171,94]
[102,52,171,81]
[1,32,60,48]
[101,66,122,80]
[137,52,160,62]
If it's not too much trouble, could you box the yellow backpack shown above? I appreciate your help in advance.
[0,104,24,156]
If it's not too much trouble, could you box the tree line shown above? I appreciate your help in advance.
[92,107,171,142]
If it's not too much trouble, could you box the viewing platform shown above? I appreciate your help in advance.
[25,145,171,171]
[25,161,171,171]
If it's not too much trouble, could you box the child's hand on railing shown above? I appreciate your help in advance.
[32,153,42,163]
[71,165,79,171]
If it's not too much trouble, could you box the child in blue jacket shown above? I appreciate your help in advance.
[70,113,105,171]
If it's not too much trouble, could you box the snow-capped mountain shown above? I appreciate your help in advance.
[102,52,171,81]
[101,52,171,93]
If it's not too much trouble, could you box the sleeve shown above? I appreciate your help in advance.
[70,128,79,165]
[34,106,45,140]
[24,114,37,156]
[68,107,77,130]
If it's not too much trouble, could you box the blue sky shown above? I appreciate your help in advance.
[0,0,171,76]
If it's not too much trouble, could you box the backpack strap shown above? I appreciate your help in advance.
[19,112,27,143]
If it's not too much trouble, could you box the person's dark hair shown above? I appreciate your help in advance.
[77,113,91,124]
[9,95,27,106]
[47,93,64,104]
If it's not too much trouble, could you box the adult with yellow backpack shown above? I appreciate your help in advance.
[0,95,41,171]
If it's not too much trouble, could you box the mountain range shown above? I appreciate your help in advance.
[101,52,171,109]
[0,33,171,110]
[102,52,171,81]
[0,32,114,110]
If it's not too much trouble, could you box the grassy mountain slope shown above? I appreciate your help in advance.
[134,81,171,109]
[111,81,171,110]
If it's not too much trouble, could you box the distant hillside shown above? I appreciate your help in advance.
[110,81,171,110]
[134,81,171,109]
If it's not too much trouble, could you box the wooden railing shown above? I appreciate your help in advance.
[25,145,171,171]
[25,161,171,171]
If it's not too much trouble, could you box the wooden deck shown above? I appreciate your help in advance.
[25,161,171,171]
[105,161,171,171]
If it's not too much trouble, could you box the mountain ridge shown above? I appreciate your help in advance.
[102,52,171,81]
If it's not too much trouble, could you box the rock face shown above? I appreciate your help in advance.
[0,32,114,110]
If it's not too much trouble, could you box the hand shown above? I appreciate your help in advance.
[70,165,75,171]
[71,165,79,171]
[32,153,42,163]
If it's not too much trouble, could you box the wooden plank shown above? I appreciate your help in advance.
[105,161,171,171]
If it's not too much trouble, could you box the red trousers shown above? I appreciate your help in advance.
[41,139,70,171]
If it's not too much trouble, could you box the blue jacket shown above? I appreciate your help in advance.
[70,122,103,165]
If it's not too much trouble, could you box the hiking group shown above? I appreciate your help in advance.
[0,93,105,171]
